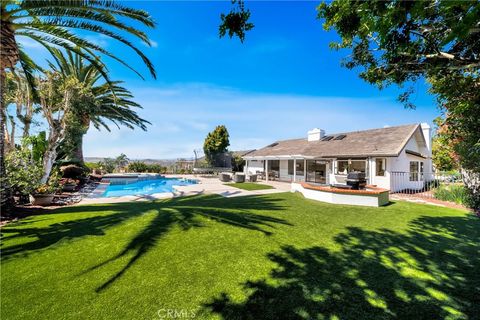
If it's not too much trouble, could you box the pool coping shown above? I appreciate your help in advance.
[79,176,201,204]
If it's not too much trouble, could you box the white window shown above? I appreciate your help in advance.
[335,159,366,175]
[409,161,424,181]
[375,158,386,176]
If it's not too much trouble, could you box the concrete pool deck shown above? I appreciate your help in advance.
[77,175,291,205]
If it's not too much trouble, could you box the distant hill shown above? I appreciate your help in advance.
[84,157,182,166]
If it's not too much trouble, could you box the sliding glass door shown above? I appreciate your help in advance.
[306,160,327,184]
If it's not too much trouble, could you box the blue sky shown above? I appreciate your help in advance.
[19,1,440,159]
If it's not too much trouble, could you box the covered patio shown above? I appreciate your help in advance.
[244,157,331,184]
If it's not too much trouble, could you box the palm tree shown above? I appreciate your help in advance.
[0,0,157,209]
[48,49,149,164]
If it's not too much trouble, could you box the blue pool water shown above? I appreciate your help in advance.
[101,178,197,198]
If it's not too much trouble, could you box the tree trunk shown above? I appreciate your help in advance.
[1,21,19,213]
[22,100,33,138]
[8,115,15,150]
[73,135,84,164]
[461,168,480,215]
[41,146,57,184]
[40,123,63,184]
[0,70,14,212]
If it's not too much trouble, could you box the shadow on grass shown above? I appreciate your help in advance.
[204,215,480,319]
[1,194,290,291]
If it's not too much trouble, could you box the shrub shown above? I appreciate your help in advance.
[5,148,44,196]
[85,162,100,173]
[127,161,148,172]
[433,183,469,205]
[60,164,88,179]
[99,158,116,173]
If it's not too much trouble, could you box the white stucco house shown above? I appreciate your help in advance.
[243,123,432,192]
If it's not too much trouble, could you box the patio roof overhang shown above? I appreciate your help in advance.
[243,155,316,160]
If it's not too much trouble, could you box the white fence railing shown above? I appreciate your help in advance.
[390,171,462,198]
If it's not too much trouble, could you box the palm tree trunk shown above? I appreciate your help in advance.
[0,69,14,212]
[73,136,84,164]
[1,21,19,213]
[22,100,33,138]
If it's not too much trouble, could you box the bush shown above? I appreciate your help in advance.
[60,164,88,179]
[433,183,469,205]
[99,158,116,173]
[127,162,167,173]
[127,161,149,172]
[5,148,44,196]
[85,162,100,173]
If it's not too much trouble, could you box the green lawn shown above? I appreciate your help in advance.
[1,193,478,320]
[226,182,274,191]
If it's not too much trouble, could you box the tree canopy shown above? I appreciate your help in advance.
[203,125,230,166]
[318,0,480,212]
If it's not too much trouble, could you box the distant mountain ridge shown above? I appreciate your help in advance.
[84,157,191,166]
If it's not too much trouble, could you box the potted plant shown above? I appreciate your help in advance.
[60,178,79,192]
[30,172,61,206]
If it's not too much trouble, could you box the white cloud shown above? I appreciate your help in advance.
[84,34,109,47]
[16,36,43,49]
[141,39,158,48]
[83,82,438,159]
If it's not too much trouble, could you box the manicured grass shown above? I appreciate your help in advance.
[1,193,477,320]
[226,182,274,191]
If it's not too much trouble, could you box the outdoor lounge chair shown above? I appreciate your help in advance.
[233,173,245,183]
[219,172,232,182]
[248,174,257,182]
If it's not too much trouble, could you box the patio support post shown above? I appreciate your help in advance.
[304,159,307,179]
[265,159,269,181]
[293,158,297,182]
[245,159,249,174]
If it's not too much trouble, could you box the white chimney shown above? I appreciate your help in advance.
[420,123,431,151]
[307,128,325,141]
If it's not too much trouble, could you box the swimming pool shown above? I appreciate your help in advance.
[101,177,197,198]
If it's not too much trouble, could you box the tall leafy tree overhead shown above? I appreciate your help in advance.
[0,0,157,209]
[317,0,480,212]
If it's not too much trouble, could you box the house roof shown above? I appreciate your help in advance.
[232,149,256,157]
[245,124,422,159]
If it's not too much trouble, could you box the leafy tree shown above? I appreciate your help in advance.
[3,71,36,150]
[219,0,254,43]
[23,131,47,162]
[203,125,230,167]
[317,0,480,212]
[1,0,157,210]
[115,153,129,170]
[432,117,458,172]
[127,161,149,173]
[99,158,116,174]
[231,153,245,172]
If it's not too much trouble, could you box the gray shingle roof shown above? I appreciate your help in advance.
[245,124,420,158]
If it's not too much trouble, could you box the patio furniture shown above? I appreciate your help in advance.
[219,172,232,182]
[269,171,279,181]
[256,171,265,180]
[248,174,257,182]
[233,173,245,183]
